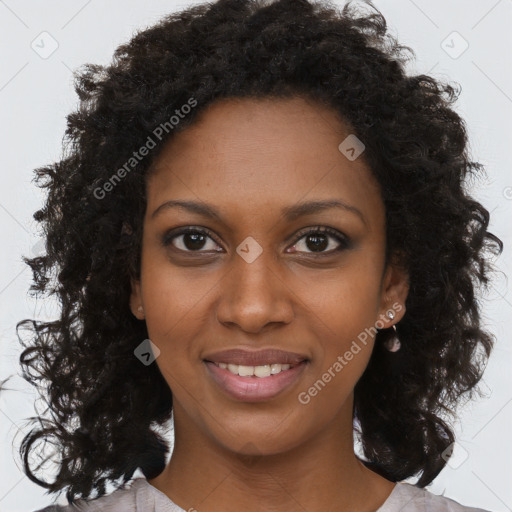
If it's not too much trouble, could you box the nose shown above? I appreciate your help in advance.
[215,249,295,334]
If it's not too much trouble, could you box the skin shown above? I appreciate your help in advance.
[130,96,409,512]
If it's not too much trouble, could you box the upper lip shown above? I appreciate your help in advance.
[203,348,309,366]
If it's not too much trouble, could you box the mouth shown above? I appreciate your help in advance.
[203,359,309,402]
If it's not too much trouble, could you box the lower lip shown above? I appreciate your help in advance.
[204,361,308,402]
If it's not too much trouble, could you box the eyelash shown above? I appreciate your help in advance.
[161,225,350,256]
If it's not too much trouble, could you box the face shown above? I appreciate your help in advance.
[130,96,409,457]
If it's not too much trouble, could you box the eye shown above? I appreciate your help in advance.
[161,227,222,253]
[287,226,350,255]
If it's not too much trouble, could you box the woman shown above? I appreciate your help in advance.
[19,0,503,510]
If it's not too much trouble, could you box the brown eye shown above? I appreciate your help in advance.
[162,228,222,252]
[288,227,350,255]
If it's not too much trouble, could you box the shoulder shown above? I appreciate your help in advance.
[31,478,149,512]
[381,482,493,512]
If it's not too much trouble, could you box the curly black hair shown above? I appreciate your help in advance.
[15,0,503,504]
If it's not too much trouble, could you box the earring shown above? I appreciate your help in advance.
[384,309,401,352]
[137,306,144,317]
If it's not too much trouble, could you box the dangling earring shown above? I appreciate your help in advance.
[384,310,401,352]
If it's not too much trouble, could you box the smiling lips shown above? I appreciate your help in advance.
[203,348,309,402]
[204,348,308,366]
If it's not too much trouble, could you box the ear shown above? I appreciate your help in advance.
[129,277,145,320]
[378,251,409,327]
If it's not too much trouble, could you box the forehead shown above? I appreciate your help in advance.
[146,96,383,227]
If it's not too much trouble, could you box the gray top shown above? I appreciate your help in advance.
[33,477,492,511]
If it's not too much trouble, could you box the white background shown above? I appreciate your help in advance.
[0,1,511,511]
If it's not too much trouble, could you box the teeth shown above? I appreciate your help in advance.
[215,362,293,377]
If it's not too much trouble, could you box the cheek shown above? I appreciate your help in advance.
[292,259,383,336]
[140,260,209,386]
[141,252,210,338]
[292,262,382,396]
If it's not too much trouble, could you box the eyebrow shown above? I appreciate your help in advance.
[151,199,366,225]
